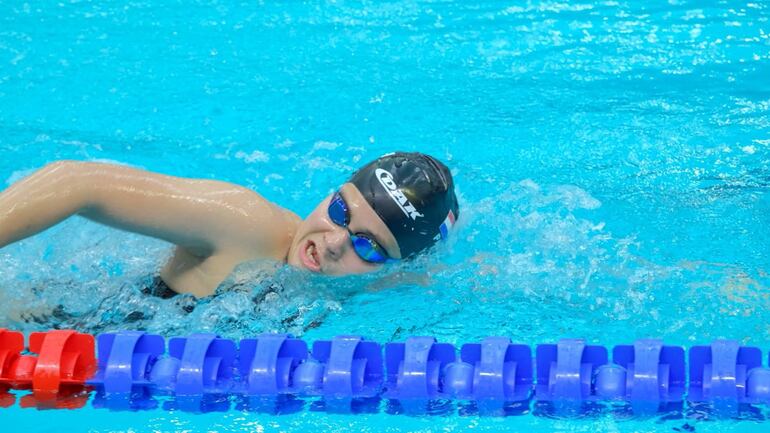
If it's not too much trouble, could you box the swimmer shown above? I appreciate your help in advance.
[0,152,459,298]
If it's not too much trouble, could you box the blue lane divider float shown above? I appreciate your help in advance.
[613,338,685,402]
[238,333,307,395]
[7,330,770,412]
[689,339,766,403]
[536,338,607,400]
[313,335,382,397]
[150,333,236,395]
[88,331,164,394]
[385,336,454,399]
[444,336,532,400]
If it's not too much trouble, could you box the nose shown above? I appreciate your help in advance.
[324,227,349,261]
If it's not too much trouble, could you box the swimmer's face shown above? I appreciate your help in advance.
[287,183,402,275]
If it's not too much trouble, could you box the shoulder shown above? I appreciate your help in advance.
[257,201,302,259]
[211,186,301,262]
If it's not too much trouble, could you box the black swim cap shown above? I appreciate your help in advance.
[349,152,459,259]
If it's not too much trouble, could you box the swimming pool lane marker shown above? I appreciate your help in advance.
[2,329,770,411]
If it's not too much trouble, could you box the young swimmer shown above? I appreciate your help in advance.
[0,152,459,298]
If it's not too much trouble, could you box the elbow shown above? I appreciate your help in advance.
[38,160,94,212]
[34,161,89,186]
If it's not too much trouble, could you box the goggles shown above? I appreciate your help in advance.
[327,191,396,264]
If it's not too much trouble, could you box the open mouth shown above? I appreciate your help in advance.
[298,239,321,272]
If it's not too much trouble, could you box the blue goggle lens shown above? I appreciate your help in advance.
[328,191,393,264]
[350,235,390,263]
[328,193,349,226]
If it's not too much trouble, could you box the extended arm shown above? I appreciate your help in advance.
[0,160,298,259]
[0,161,92,249]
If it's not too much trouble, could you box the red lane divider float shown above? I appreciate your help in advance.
[0,329,95,395]
[29,330,95,394]
[0,329,24,407]
[0,329,24,380]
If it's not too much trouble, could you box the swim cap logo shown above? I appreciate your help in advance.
[375,169,424,220]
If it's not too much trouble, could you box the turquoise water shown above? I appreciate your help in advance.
[1,0,769,431]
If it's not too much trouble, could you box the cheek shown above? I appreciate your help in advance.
[305,202,333,231]
[296,209,331,242]
[330,252,379,275]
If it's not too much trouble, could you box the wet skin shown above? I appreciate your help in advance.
[0,161,401,297]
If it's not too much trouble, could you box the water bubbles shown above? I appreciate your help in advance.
[234,150,270,163]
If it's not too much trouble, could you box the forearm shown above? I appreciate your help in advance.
[0,160,89,249]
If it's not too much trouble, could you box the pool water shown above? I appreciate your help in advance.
[1,0,769,431]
